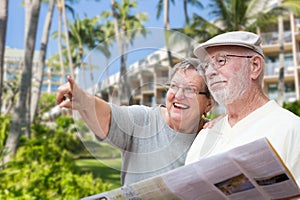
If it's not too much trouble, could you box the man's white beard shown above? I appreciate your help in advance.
[210,64,250,106]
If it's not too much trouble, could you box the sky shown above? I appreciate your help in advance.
[6,0,212,87]
[6,0,212,57]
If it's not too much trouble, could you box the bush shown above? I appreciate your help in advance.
[283,101,300,117]
[0,115,111,199]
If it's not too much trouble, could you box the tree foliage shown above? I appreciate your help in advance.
[283,101,300,117]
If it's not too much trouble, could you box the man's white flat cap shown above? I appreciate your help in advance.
[194,31,264,58]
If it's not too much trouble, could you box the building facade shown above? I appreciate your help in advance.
[3,47,63,94]
[2,47,64,114]
[261,14,300,102]
[99,14,300,109]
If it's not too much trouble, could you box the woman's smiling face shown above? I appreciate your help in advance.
[166,68,211,131]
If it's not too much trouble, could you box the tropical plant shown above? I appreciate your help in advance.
[35,93,57,123]
[31,0,56,123]
[186,0,300,42]
[0,115,111,199]
[2,76,20,115]
[183,0,203,24]
[57,0,67,84]
[0,115,10,165]
[109,0,148,105]
[4,0,41,163]
[283,100,300,116]
[58,0,75,78]
[0,0,8,114]
[67,15,105,89]
[156,0,175,67]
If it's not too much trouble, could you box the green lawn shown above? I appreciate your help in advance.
[75,158,122,189]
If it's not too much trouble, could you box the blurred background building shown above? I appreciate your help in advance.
[3,14,300,113]
[98,14,300,107]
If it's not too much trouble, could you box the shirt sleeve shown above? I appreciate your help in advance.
[104,104,151,150]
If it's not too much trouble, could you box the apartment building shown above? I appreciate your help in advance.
[99,49,177,107]
[261,14,300,102]
[98,14,300,109]
[2,47,64,114]
[3,46,64,94]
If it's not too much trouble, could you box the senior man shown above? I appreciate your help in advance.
[185,31,300,186]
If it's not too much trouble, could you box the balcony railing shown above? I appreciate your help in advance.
[265,62,295,76]
[261,31,292,46]
[131,88,141,96]
[156,77,169,85]
[142,83,155,91]
[268,92,296,103]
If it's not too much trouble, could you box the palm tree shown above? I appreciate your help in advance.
[110,0,147,105]
[31,0,56,123]
[188,0,300,41]
[99,20,114,83]
[277,14,285,106]
[2,76,20,116]
[68,16,105,89]
[4,0,41,163]
[57,0,66,84]
[183,0,203,24]
[61,0,74,78]
[0,0,8,115]
[156,0,175,68]
[56,0,75,81]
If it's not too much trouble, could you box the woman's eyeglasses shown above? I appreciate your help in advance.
[167,84,208,98]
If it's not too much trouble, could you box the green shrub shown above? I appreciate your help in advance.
[283,100,300,117]
[0,115,11,163]
[0,115,111,199]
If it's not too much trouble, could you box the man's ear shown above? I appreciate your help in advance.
[250,55,263,80]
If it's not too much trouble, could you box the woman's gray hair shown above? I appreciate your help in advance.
[169,58,201,79]
[169,57,211,98]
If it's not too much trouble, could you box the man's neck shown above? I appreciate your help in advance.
[226,92,269,127]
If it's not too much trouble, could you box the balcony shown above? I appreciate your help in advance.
[156,77,169,87]
[268,92,296,103]
[131,88,141,96]
[261,31,292,46]
[265,61,295,76]
[142,83,155,93]
[296,18,300,33]
[297,53,300,66]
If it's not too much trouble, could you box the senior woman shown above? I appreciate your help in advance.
[56,57,214,185]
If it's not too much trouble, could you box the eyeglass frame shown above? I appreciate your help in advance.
[166,83,208,98]
[201,54,253,72]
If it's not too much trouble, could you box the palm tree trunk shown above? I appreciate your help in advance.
[87,53,95,92]
[62,0,74,78]
[31,0,55,122]
[277,14,285,106]
[164,0,174,68]
[4,0,41,163]
[183,0,189,24]
[79,47,87,89]
[111,0,126,105]
[57,1,65,84]
[0,0,8,115]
